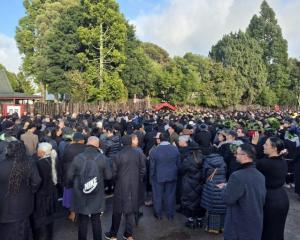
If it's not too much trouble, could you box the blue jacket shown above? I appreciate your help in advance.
[223,163,266,240]
[201,154,227,214]
[149,142,180,183]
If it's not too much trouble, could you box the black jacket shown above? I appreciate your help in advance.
[180,150,204,214]
[194,130,212,155]
[0,158,41,223]
[62,143,87,186]
[68,145,112,215]
[32,157,57,229]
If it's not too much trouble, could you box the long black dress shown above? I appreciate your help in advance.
[32,157,57,240]
[257,156,289,240]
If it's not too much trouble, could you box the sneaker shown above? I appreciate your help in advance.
[185,219,196,229]
[123,233,134,240]
[144,200,153,207]
[104,232,117,240]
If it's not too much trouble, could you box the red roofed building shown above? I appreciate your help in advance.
[154,102,177,111]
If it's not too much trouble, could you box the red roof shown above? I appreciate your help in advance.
[154,102,177,111]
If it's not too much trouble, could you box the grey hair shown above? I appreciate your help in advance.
[87,136,99,144]
[38,142,57,185]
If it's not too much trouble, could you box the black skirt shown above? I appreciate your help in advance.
[0,218,33,240]
[262,187,289,240]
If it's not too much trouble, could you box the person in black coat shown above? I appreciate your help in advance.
[256,137,290,240]
[0,141,41,240]
[32,142,58,240]
[67,136,112,240]
[105,135,146,240]
[180,146,205,228]
[194,123,212,155]
[61,132,87,220]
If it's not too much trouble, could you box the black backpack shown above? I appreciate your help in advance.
[80,154,101,194]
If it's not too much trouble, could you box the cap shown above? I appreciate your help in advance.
[73,132,85,141]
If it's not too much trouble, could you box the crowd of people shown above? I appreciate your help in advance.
[0,108,299,240]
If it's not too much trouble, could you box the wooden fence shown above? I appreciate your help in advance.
[32,99,151,115]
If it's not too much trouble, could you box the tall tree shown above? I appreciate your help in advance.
[121,25,157,98]
[247,0,289,102]
[77,0,127,87]
[210,31,267,104]
[16,0,79,100]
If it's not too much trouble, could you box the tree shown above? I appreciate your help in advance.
[183,54,241,107]
[121,25,157,98]
[286,58,300,106]
[247,0,289,102]
[77,0,127,89]
[210,31,267,104]
[142,42,170,65]
[16,0,80,100]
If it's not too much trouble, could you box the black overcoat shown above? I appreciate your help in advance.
[112,146,146,214]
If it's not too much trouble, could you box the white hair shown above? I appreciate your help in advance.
[38,142,57,185]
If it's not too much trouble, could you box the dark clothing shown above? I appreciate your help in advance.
[150,142,180,218]
[201,154,227,214]
[62,143,87,187]
[295,149,300,195]
[112,146,146,214]
[67,145,112,215]
[32,157,57,230]
[110,212,134,237]
[180,150,205,217]
[0,218,32,240]
[0,159,41,223]
[143,130,157,156]
[77,213,102,240]
[103,134,122,158]
[218,140,243,178]
[152,180,177,218]
[149,143,180,183]
[33,222,53,240]
[223,163,266,240]
[257,156,290,240]
[194,130,212,155]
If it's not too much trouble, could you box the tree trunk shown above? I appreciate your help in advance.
[99,22,104,87]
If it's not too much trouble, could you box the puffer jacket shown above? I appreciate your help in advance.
[103,134,122,158]
[180,150,204,213]
[201,153,227,214]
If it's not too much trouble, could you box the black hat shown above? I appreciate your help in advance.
[73,132,85,141]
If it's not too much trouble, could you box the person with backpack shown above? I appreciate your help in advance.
[67,136,112,240]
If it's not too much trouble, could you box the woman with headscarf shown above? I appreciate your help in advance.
[256,137,290,240]
[0,141,41,240]
[32,142,58,240]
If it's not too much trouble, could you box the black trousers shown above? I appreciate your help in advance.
[78,213,102,240]
[110,212,134,237]
[33,222,54,240]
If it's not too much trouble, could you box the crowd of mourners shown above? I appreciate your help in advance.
[1,108,300,240]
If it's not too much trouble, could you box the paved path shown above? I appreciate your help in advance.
[54,188,300,240]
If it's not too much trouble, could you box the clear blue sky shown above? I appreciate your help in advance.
[0,0,164,37]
